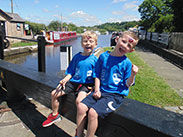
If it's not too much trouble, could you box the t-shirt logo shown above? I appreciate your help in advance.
[87,70,92,77]
[112,73,121,85]
[73,67,80,79]
[101,69,106,81]
[107,101,116,111]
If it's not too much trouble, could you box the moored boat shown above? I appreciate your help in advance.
[45,31,77,45]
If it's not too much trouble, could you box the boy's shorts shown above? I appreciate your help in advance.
[63,81,93,94]
[81,92,124,118]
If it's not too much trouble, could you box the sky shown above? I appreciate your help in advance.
[0,0,144,26]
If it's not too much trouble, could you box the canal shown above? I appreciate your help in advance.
[5,35,111,78]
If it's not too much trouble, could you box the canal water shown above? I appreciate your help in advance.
[5,35,111,78]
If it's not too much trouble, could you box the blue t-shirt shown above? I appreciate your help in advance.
[95,51,132,96]
[66,52,98,84]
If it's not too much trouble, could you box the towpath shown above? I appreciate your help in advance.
[135,44,183,114]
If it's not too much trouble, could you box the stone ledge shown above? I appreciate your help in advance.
[1,60,183,137]
[4,45,37,57]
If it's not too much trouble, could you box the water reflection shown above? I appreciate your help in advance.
[5,35,111,77]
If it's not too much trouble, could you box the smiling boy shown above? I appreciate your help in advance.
[42,31,98,127]
[76,31,139,137]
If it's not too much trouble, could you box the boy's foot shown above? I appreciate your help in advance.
[42,113,62,127]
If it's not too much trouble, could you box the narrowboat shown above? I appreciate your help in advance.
[45,31,77,44]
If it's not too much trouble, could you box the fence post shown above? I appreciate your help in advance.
[145,30,147,40]
[0,34,4,60]
[38,36,46,72]
[60,45,72,71]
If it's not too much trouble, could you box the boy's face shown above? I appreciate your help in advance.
[82,36,97,55]
[114,34,136,56]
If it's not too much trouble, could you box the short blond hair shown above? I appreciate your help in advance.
[81,31,98,43]
[119,31,139,47]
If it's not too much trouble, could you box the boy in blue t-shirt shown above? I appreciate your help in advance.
[76,31,139,137]
[42,31,98,127]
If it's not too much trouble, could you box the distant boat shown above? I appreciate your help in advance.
[45,31,77,45]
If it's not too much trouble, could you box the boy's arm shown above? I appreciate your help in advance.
[59,74,72,90]
[126,64,138,87]
[93,77,101,99]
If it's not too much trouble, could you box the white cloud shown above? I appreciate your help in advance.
[123,1,138,10]
[34,0,39,4]
[107,13,140,23]
[70,11,102,26]
[71,11,88,18]
[107,18,122,23]
[112,11,125,15]
[43,9,49,12]
[52,14,67,20]
[55,5,60,8]
[112,0,127,3]
[121,14,139,21]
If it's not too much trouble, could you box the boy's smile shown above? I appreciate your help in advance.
[82,37,97,56]
[112,34,136,56]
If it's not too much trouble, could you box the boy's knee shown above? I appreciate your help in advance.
[51,90,56,97]
[88,108,98,119]
[75,98,80,105]
[77,103,88,114]
[51,89,65,98]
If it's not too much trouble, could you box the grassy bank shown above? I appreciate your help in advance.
[103,47,183,107]
[11,41,37,48]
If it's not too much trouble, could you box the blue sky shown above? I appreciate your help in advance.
[0,0,144,26]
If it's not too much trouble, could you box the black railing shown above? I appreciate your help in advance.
[0,33,46,72]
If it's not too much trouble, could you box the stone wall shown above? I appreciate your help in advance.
[168,32,183,53]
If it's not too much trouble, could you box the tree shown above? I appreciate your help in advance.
[48,21,61,31]
[25,21,47,35]
[150,14,174,32]
[68,23,77,31]
[171,0,183,32]
[138,0,173,32]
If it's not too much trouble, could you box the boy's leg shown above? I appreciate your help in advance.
[76,103,88,137]
[43,81,76,127]
[76,84,93,105]
[51,89,65,115]
[42,89,64,127]
[75,91,87,105]
[85,92,124,135]
[87,108,98,137]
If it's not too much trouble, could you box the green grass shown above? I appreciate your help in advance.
[103,47,183,107]
[11,42,37,48]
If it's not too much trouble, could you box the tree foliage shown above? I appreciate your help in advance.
[47,20,61,31]
[171,0,183,32]
[25,21,47,35]
[138,0,173,33]
[95,21,139,33]
[151,14,174,32]
[26,19,139,35]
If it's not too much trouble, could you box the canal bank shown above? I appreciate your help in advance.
[4,45,37,57]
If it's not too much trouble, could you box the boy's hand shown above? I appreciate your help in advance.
[55,79,66,93]
[131,64,138,75]
[56,83,64,92]
[93,90,101,99]
[59,79,67,90]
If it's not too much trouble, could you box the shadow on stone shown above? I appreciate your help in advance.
[7,99,71,137]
